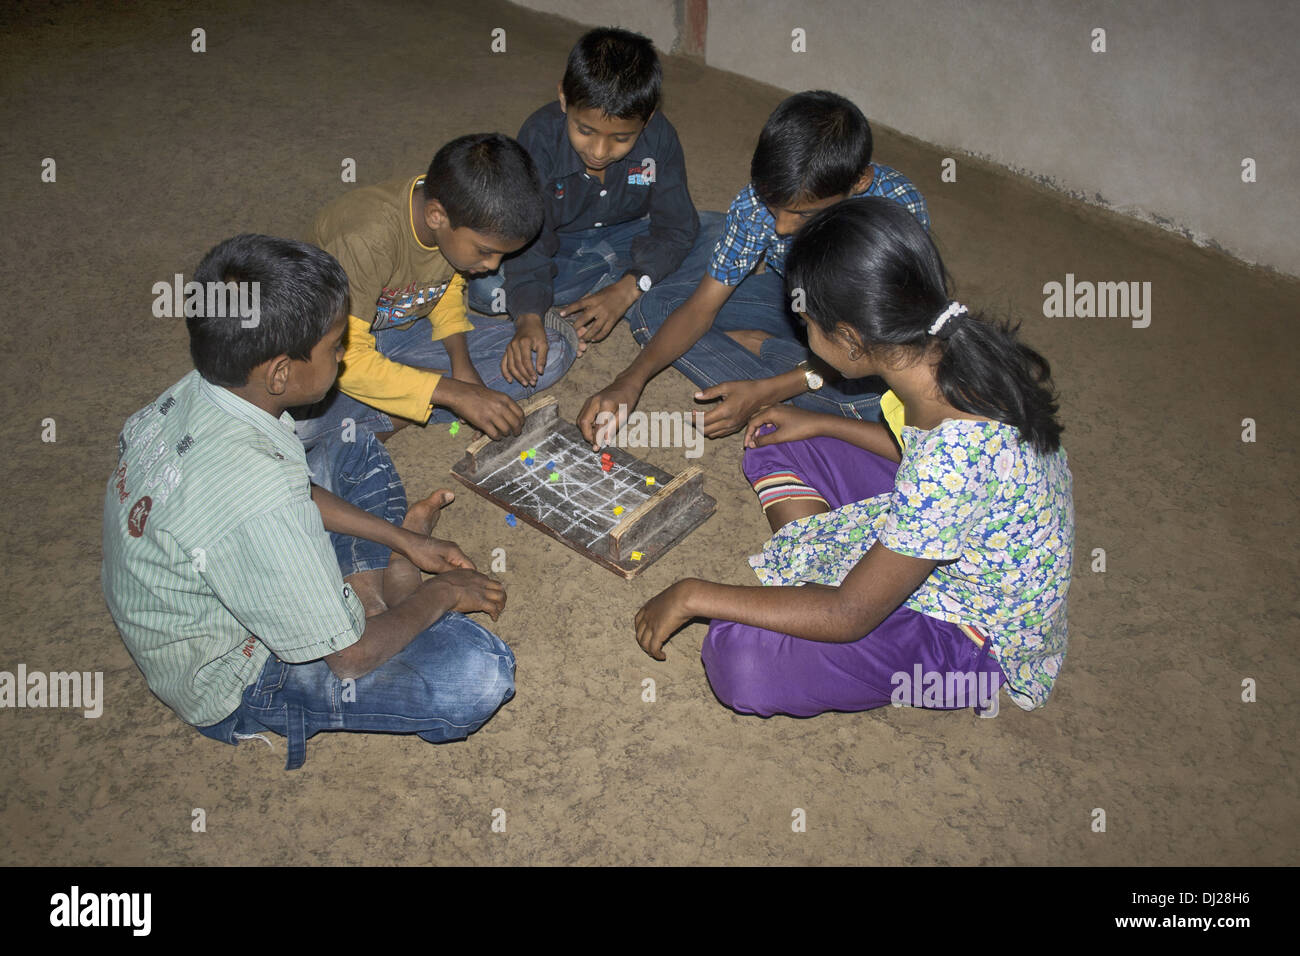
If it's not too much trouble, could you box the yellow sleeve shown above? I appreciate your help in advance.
[427,271,474,341]
[880,389,906,447]
[336,314,441,423]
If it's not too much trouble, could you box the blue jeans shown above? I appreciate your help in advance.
[467,216,651,317]
[306,429,407,577]
[293,313,578,449]
[198,430,516,769]
[625,211,885,421]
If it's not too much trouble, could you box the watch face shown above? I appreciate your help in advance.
[637,274,652,292]
[806,370,824,390]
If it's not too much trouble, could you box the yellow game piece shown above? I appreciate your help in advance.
[520,451,528,461]
[613,506,624,516]
[645,477,655,486]
[630,551,643,561]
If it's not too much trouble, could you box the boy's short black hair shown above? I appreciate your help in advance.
[422,133,544,242]
[751,91,874,207]
[561,27,661,122]
[187,234,348,388]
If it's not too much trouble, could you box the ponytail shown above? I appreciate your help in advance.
[934,311,1063,454]
[786,197,1064,454]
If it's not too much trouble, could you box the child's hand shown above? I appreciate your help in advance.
[400,533,476,574]
[634,579,699,661]
[561,278,639,344]
[436,569,508,621]
[577,376,642,450]
[501,314,550,387]
[695,379,776,438]
[743,404,825,448]
[437,378,525,439]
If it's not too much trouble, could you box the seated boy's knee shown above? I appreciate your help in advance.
[429,614,516,720]
[628,284,684,332]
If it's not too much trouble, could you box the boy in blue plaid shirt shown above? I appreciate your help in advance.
[578,91,929,447]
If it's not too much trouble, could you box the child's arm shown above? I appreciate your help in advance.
[309,484,473,573]
[441,331,482,386]
[327,568,506,680]
[635,542,937,660]
[577,274,735,448]
[743,404,901,462]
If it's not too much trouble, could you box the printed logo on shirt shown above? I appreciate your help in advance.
[627,165,653,187]
[127,496,153,537]
[371,279,451,331]
[554,181,565,199]
[113,463,129,503]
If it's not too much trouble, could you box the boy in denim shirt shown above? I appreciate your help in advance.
[469,27,699,388]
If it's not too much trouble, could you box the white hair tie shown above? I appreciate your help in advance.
[928,301,968,337]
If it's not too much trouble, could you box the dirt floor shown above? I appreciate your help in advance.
[1,0,1296,866]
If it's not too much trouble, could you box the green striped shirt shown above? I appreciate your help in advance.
[102,371,365,726]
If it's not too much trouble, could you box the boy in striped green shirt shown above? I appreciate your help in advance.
[103,235,515,770]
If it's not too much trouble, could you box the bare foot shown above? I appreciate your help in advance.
[404,489,455,536]
[724,328,773,356]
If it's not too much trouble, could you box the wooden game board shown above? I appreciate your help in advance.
[449,397,716,578]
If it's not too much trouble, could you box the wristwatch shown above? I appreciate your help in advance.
[624,270,653,293]
[798,360,824,391]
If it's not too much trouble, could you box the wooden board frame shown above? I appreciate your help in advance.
[450,397,716,578]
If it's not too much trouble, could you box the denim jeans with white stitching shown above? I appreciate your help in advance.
[625,211,884,422]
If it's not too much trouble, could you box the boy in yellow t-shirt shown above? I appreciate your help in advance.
[294,133,577,447]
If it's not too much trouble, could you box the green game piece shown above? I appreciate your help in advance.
[448,422,460,436]
[549,471,559,482]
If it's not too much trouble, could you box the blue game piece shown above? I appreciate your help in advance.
[545,460,555,470]
[505,514,517,527]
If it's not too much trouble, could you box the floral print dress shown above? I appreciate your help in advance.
[750,420,1075,710]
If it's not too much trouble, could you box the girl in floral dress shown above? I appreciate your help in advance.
[634,197,1074,717]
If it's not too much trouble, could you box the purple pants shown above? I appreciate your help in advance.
[701,436,1004,717]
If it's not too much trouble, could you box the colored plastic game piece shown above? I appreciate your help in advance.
[645,477,655,486]
[601,462,612,472]
[505,514,517,527]
[630,551,643,561]
[613,506,624,516]
[549,471,559,482]
[448,422,460,436]
[527,448,537,458]
[545,460,555,470]
[520,451,529,462]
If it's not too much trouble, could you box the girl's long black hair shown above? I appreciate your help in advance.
[785,197,1063,454]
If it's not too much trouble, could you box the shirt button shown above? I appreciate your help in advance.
[594,222,603,227]
[599,189,607,197]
